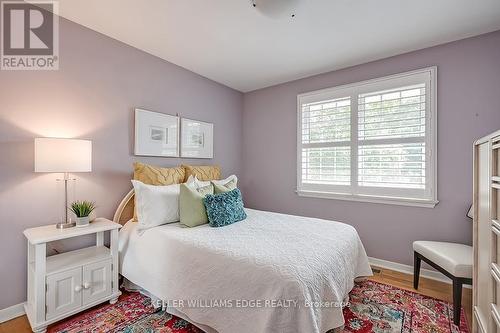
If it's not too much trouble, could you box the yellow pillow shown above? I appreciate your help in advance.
[132,162,185,221]
[182,165,221,182]
[134,162,185,185]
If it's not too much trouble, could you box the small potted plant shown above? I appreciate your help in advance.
[70,201,96,227]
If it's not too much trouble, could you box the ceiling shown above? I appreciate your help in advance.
[55,0,500,92]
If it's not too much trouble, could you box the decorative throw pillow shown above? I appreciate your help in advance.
[131,180,180,233]
[182,165,221,182]
[132,162,185,221]
[185,175,211,188]
[179,183,214,227]
[134,162,185,185]
[212,175,238,194]
[186,174,237,194]
[203,188,247,228]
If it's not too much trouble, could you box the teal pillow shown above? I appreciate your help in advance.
[203,188,247,227]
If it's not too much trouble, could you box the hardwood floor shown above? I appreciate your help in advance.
[1,267,472,333]
[0,314,32,333]
[369,266,473,329]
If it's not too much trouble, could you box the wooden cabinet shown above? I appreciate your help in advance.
[45,259,112,321]
[23,219,121,333]
[46,267,82,320]
[474,132,500,333]
[82,259,112,306]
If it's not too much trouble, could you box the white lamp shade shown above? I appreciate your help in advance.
[34,138,92,173]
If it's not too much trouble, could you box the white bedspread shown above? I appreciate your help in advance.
[119,208,372,333]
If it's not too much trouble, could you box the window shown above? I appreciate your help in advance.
[297,67,437,207]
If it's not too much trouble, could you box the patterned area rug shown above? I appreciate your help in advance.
[48,280,469,333]
[334,280,469,333]
[47,292,202,333]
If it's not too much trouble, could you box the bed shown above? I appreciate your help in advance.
[115,189,372,333]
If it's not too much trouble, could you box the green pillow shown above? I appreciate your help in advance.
[179,183,214,227]
[213,178,238,194]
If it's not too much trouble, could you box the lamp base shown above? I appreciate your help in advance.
[56,222,76,229]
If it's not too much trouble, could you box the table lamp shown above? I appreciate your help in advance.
[34,138,92,229]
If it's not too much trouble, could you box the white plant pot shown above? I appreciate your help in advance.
[76,216,90,227]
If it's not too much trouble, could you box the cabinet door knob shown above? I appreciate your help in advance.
[83,282,91,289]
[74,285,82,292]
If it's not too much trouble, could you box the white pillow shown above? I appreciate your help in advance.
[212,175,238,187]
[131,180,180,233]
[185,175,210,188]
[186,175,238,188]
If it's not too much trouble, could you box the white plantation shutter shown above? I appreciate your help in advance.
[297,68,437,207]
[358,84,426,190]
[301,97,351,186]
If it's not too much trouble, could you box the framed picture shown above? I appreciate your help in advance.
[134,108,179,157]
[181,118,214,158]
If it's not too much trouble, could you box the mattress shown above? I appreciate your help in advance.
[119,208,372,333]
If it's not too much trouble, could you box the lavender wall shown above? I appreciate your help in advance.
[0,19,243,309]
[242,31,500,266]
[1,16,499,313]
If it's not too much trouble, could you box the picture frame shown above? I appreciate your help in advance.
[134,108,179,157]
[180,118,214,159]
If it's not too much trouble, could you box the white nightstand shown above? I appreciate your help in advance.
[23,218,122,333]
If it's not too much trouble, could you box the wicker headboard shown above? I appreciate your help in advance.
[113,189,135,225]
[114,164,223,225]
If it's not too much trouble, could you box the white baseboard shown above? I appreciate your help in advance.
[369,256,472,289]
[0,302,25,323]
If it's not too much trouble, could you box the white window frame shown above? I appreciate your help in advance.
[296,67,438,208]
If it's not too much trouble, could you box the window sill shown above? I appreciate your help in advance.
[296,190,439,208]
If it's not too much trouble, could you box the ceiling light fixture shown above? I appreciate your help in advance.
[251,0,298,18]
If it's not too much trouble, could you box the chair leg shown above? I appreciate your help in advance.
[452,278,463,326]
[413,252,421,290]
